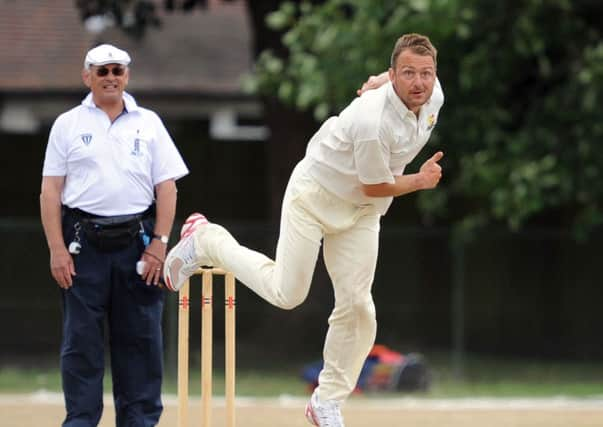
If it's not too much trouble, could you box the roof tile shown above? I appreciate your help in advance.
[0,0,251,94]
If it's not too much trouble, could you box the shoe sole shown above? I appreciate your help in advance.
[164,257,185,292]
[163,213,208,292]
[304,403,319,426]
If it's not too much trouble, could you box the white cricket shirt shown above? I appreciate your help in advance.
[305,80,444,215]
[42,92,189,216]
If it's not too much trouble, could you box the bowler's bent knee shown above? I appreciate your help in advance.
[277,294,307,310]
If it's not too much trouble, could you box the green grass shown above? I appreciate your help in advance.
[425,353,603,398]
[2,353,603,398]
[0,367,304,396]
[0,368,63,393]
[163,369,307,397]
[428,380,603,398]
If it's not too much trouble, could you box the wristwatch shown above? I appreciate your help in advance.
[153,234,169,244]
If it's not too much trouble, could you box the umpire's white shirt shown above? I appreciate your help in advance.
[305,79,444,215]
[42,92,189,216]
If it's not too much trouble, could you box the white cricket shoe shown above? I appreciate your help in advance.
[163,213,210,292]
[304,391,345,427]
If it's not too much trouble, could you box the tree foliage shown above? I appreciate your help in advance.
[249,0,603,236]
[75,0,233,38]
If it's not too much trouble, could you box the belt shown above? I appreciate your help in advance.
[63,205,154,226]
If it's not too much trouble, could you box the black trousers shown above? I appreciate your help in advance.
[60,210,164,427]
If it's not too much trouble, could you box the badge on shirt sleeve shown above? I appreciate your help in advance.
[426,114,437,131]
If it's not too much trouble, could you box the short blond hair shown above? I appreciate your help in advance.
[390,33,437,69]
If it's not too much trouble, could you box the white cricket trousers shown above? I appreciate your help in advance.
[194,159,381,401]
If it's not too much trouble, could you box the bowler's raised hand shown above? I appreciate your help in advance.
[418,151,444,189]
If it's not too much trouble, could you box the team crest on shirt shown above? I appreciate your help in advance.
[426,114,437,131]
[80,133,92,145]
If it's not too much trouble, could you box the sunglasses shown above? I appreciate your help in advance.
[94,66,126,77]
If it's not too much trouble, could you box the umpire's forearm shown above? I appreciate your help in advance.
[40,176,66,252]
[153,179,177,237]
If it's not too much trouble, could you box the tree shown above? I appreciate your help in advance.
[249,0,603,237]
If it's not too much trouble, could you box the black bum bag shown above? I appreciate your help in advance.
[82,217,141,251]
[64,206,154,252]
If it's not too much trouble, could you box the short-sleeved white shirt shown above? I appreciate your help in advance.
[305,79,444,215]
[42,92,189,216]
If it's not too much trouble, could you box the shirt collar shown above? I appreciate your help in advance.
[386,81,435,120]
[81,91,140,112]
[386,81,413,119]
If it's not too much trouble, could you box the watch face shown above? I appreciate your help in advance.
[155,235,168,243]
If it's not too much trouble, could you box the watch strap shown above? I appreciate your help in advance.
[153,234,169,244]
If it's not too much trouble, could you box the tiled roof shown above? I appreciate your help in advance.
[0,0,252,95]
[0,0,93,90]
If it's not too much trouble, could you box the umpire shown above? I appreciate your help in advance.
[40,44,189,426]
